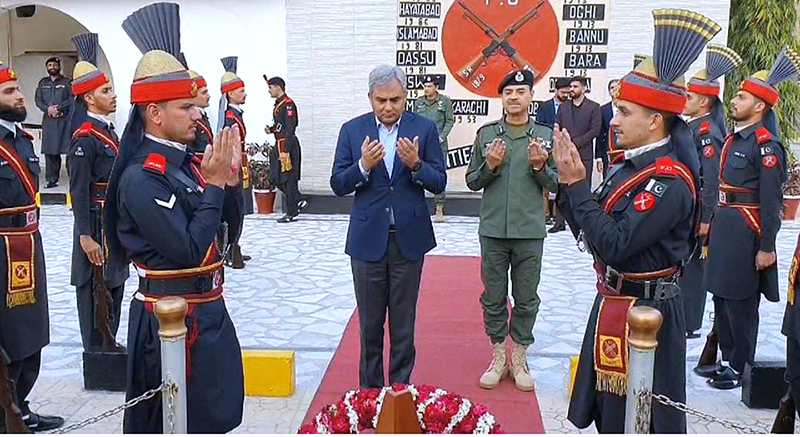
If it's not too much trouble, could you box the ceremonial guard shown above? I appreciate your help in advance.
[775,232,800,432]
[680,45,743,339]
[113,3,244,432]
[466,70,557,392]
[704,48,796,390]
[0,61,64,432]
[219,56,250,268]
[188,70,213,155]
[34,57,72,188]
[557,10,721,432]
[266,76,307,223]
[413,75,454,222]
[67,33,128,351]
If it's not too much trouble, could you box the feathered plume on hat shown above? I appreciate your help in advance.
[633,54,648,69]
[740,46,800,106]
[688,44,743,97]
[617,9,721,114]
[121,2,196,104]
[221,56,244,94]
[71,33,109,96]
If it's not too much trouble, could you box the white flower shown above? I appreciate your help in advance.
[444,398,472,434]
[343,390,360,434]
[474,412,497,434]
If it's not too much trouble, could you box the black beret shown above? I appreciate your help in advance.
[267,76,286,89]
[45,56,61,65]
[423,75,436,85]
[498,69,534,94]
[555,77,571,89]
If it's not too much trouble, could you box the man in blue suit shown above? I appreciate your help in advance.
[535,77,570,128]
[331,65,447,388]
[596,79,619,177]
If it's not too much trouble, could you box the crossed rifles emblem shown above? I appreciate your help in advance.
[457,1,545,85]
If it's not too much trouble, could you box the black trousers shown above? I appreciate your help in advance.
[714,294,760,373]
[351,233,424,388]
[0,351,40,425]
[45,154,61,183]
[279,173,301,216]
[76,283,125,350]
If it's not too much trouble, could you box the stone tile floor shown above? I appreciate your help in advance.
[25,206,800,433]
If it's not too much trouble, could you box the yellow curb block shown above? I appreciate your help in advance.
[569,355,579,399]
[242,350,295,397]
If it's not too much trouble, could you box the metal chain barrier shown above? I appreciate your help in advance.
[49,382,175,434]
[633,387,768,434]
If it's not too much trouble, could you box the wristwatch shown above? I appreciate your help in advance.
[411,161,422,172]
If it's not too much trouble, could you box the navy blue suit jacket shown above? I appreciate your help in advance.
[331,112,447,262]
[535,98,558,128]
[597,102,614,167]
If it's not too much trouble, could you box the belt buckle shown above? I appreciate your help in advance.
[719,191,727,204]
[604,265,623,295]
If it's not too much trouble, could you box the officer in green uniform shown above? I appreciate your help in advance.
[466,70,558,392]
[413,76,454,222]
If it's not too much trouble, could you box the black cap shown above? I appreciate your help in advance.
[423,75,438,86]
[45,56,61,65]
[498,69,534,94]
[555,77,571,89]
[267,76,286,90]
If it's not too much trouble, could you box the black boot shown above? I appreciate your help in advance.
[772,390,796,433]
[230,244,245,269]
[694,330,719,377]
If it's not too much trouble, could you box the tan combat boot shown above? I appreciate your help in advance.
[434,205,445,223]
[510,342,535,392]
[479,341,509,389]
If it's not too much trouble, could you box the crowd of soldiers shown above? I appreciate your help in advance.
[0,1,799,435]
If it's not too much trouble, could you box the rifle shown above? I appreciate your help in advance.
[458,1,545,81]
[91,204,118,351]
[0,346,30,433]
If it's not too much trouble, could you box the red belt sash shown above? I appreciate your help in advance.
[718,183,761,235]
[594,296,636,396]
[790,236,800,306]
[0,139,39,308]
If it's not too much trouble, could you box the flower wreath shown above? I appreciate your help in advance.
[298,384,503,434]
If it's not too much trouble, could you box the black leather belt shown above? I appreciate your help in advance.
[601,265,680,301]
[137,269,224,296]
[719,190,759,205]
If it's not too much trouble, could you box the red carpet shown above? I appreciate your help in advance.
[302,255,545,433]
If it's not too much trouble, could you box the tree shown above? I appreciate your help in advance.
[725,0,800,147]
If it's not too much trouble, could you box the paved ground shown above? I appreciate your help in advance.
[23,206,800,433]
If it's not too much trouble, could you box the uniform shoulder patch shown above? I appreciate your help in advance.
[762,154,779,169]
[633,191,657,212]
[20,129,34,141]
[143,153,167,174]
[225,109,236,120]
[654,157,677,177]
[644,178,668,198]
[703,145,716,159]
[756,127,773,145]
[699,122,711,135]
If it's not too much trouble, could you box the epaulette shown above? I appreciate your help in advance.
[20,130,34,141]
[285,97,295,105]
[756,127,772,145]
[699,122,711,135]
[72,122,93,139]
[143,153,167,174]
[225,109,236,119]
[531,118,553,129]
[654,156,678,178]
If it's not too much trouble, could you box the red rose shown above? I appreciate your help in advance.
[298,423,317,434]
[330,414,351,433]
[455,412,478,433]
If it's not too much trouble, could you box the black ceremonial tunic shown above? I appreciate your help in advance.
[116,138,243,433]
[559,142,694,433]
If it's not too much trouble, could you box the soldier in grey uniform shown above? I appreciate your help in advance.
[413,76,454,222]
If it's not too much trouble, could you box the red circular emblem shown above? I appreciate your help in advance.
[602,338,619,359]
[633,191,656,212]
[703,145,715,159]
[441,0,560,98]
[762,154,778,169]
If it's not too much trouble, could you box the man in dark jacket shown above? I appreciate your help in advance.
[535,78,570,128]
[34,57,72,188]
[550,76,601,233]
[597,79,620,177]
